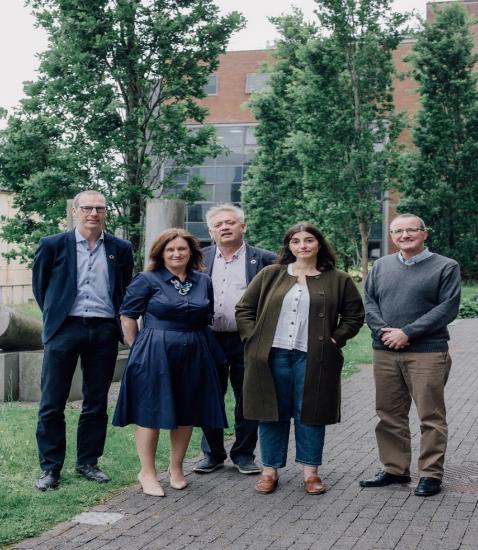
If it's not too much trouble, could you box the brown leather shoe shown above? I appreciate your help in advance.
[304,475,327,495]
[255,474,278,494]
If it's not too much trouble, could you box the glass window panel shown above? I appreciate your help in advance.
[201,157,217,166]
[216,166,244,185]
[198,167,216,183]
[217,151,245,166]
[245,126,258,146]
[370,223,383,240]
[213,183,243,203]
[203,74,218,95]
[187,203,213,223]
[233,166,243,183]
[214,184,232,202]
[186,222,211,240]
[169,171,188,184]
[203,184,214,201]
[245,73,270,94]
[217,126,244,147]
[231,183,241,203]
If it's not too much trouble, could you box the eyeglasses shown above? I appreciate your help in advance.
[79,206,107,214]
[389,227,425,235]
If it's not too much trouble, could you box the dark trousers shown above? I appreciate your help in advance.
[36,317,118,473]
[201,331,258,462]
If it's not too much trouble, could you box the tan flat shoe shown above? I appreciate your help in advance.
[137,474,165,497]
[255,474,279,495]
[304,475,326,495]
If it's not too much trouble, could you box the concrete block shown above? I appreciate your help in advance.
[19,351,83,402]
[17,348,129,402]
[113,350,129,382]
[0,351,19,401]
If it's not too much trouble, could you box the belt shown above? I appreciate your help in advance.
[144,318,206,331]
[66,316,115,325]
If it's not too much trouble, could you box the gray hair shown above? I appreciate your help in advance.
[391,213,427,231]
[73,190,107,208]
[206,203,245,228]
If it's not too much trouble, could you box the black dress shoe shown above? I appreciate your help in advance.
[415,476,441,497]
[35,470,60,491]
[76,464,110,483]
[360,470,411,487]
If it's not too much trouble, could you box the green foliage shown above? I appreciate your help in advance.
[342,324,373,377]
[0,327,373,544]
[458,297,478,319]
[242,0,411,274]
[0,0,245,267]
[0,393,236,546]
[398,3,478,278]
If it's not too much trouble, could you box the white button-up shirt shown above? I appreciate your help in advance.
[211,243,247,332]
[272,264,310,352]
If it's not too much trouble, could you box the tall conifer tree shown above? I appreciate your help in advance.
[399,3,478,277]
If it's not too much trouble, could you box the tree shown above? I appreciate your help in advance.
[398,3,478,278]
[0,0,244,266]
[242,0,409,275]
[241,10,317,253]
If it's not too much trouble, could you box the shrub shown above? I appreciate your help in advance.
[458,297,478,319]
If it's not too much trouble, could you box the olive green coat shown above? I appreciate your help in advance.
[235,265,364,426]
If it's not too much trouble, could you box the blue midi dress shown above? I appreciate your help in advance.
[112,268,227,429]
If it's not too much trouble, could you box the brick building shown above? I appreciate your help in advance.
[1,0,476,303]
[181,0,478,257]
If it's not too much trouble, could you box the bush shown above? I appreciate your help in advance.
[458,297,478,319]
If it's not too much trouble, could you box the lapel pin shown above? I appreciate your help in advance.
[250,259,257,264]
[109,254,115,260]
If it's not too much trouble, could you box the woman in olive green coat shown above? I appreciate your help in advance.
[235,222,364,495]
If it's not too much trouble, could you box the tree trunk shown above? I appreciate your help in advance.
[0,307,43,351]
[359,221,369,279]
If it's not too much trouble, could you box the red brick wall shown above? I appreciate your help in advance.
[198,50,272,124]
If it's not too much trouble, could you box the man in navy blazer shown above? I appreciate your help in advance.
[194,204,276,475]
[32,190,134,491]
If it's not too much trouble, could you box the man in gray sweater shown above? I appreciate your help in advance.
[360,213,461,497]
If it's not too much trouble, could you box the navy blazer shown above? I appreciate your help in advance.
[202,243,277,285]
[32,229,134,344]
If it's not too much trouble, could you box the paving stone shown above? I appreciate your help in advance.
[10,320,478,550]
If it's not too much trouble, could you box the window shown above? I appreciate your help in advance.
[245,73,270,94]
[217,126,244,147]
[204,74,218,96]
[245,126,257,146]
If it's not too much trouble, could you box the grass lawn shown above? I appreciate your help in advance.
[3,281,476,545]
[461,282,478,301]
[0,400,237,546]
[0,329,371,546]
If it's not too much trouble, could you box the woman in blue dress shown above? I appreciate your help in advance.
[113,228,227,497]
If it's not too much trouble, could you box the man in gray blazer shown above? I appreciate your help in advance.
[194,204,276,475]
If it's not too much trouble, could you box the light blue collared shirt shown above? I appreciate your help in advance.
[398,247,433,266]
[68,228,115,318]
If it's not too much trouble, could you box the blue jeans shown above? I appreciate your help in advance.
[259,348,326,468]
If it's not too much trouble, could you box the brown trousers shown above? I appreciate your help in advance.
[373,350,452,480]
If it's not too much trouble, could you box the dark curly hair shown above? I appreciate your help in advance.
[276,222,336,272]
[147,228,204,272]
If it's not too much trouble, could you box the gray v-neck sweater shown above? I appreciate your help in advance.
[364,253,461,352]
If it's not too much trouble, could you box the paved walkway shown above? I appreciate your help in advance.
[13,320,478,550]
